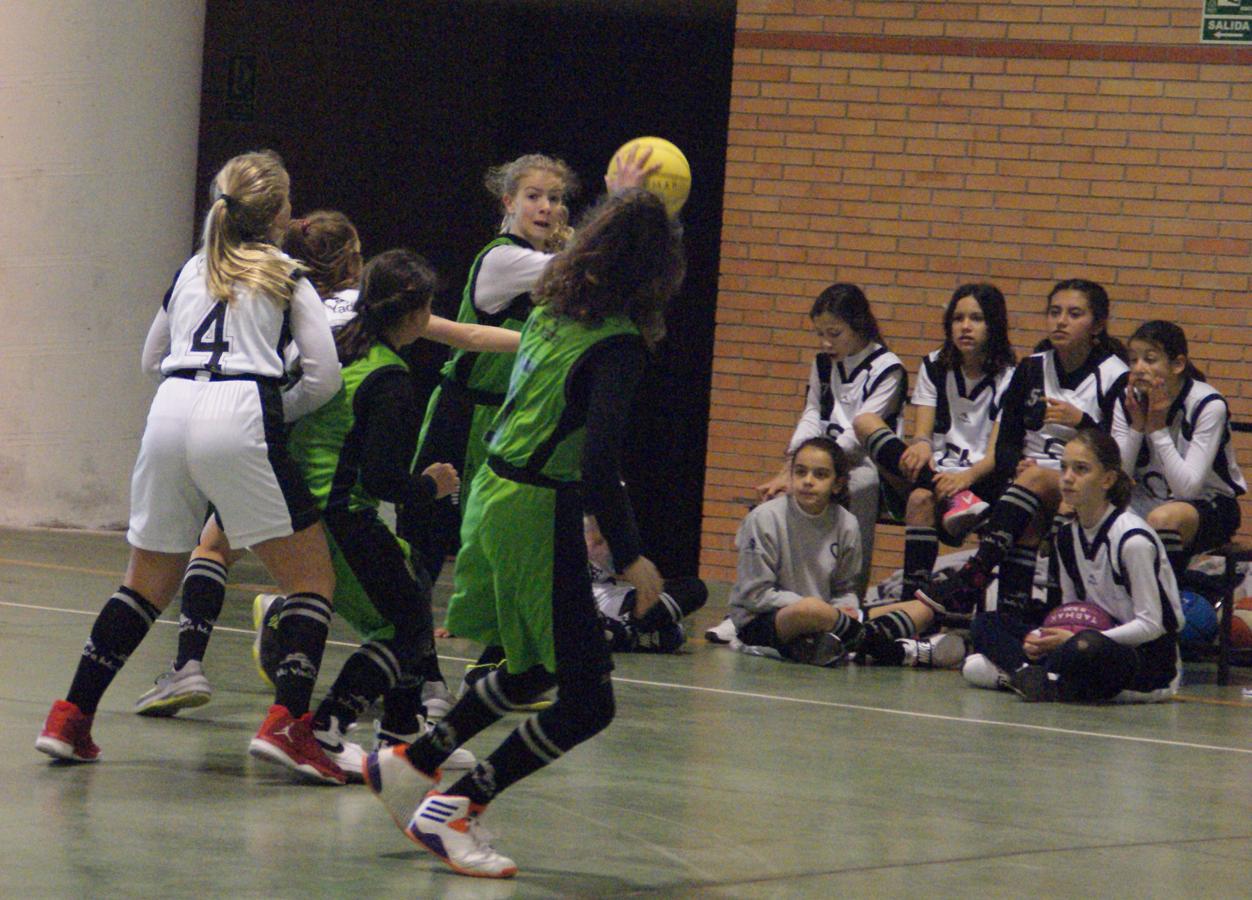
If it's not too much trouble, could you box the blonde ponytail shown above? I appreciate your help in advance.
[201,150,298,307]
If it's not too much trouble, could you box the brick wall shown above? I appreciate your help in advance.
[703,1,1252,584]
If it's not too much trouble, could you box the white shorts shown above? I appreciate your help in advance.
[127,376,318,553]
[593,580,633,621]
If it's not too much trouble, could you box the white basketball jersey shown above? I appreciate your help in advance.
[1018,349,1128,468]
[1053,507,1182,634]
[1118,378,1247,505]
[321,288,359,330]
[912,351,1014,472]
[159,254,305,379]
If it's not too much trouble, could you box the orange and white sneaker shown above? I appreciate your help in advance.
[407,793,518,879]
[363,744,439,833]
[36,699,100,763]
[248,704,346,785]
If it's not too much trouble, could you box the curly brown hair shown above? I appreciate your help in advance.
[534,189,684,347]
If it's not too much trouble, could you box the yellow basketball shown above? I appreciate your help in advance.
[607,136,691,217]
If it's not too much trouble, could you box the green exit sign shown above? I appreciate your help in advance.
[1203,0,1252,42]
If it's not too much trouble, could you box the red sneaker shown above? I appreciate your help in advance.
[248,704,346,785]
[36,699,100,763]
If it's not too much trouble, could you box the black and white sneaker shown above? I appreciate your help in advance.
[781,632,846,667]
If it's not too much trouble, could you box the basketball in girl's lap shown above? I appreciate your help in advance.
[1040,602,1115,634]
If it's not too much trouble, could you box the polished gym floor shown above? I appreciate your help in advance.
[2,526,1249,898]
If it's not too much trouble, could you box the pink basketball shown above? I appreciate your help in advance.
[1042,602,1115,634]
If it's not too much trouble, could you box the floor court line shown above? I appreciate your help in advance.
[618,831,1252,896]
[5,598,1250,756]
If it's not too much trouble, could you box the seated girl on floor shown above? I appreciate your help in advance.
[729,436,966,669]
[585,515,708,653]
[962,428,1183,703]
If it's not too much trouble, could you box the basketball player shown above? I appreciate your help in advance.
[964,429,1183,703]
[853,283,1016,603]
[362,187,684,878]
[1112,320,1246,578]
[37,151,347,783]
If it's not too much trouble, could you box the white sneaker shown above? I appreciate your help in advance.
[314,716,366,784]
[900,632,968,669]
[705,617,737,644]
[375,718,476,770]
[407,793,518,879]
[962,652,1011,690]
[134,660,212,716]
[422,679,456,722]
[363,744,439,833]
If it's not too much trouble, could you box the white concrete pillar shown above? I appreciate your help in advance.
[0,2,206,528]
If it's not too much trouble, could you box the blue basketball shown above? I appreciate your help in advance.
[1179,590,1218,647]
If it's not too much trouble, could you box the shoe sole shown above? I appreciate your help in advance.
[406,822,518,879]
[252,595,277,689]
[35,736,98,763]
[134,690,211,717]
[363,748,437,832]
[248,737,345,785]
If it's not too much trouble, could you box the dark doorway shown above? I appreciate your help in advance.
[198,0,735,574]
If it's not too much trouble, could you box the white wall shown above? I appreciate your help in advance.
[0,2,205,528]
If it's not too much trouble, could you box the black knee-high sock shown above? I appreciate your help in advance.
[972,484,1042,573]
[831,609,864,644]
[903,526,940,599]
[865,427,935,489]
[67,587,160,715]
[273,592,332,717]
[416,648,446,685]
[632,578,709,632]
[996,546,1040,622]
[174,557,227,669]
[1156,529,1188,580]
[861,609,919,664]
[446,673,615,807]
[406,665,555,775]
[314,639,401,734]
[380,674,424,738]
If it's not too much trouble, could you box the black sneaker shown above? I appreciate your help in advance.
[915,564,988,620]
[1008,664,1058,702]
[781,632,846,667]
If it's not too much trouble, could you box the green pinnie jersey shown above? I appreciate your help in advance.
[486,306,641,483]
[288,341,408,513]
[440,234,535,396]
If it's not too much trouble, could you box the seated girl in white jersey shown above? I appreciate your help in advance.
[918,279,1129,627]
[755,283,908,599]
[36,151,348,781]
[585,515,707,653]
[1112,320,1246,581]
[852,282,1016,605]
[963,429,1184,703]
[730,437,966,668]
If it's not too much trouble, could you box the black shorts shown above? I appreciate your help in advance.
[1184,493,1242,555]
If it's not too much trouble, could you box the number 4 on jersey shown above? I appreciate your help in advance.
[191,302,230,371]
